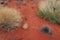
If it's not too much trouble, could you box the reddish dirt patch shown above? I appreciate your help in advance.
[0,0,60,40]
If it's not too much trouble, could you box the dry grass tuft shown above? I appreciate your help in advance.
[0,6,23,31]
[38,0,60,25]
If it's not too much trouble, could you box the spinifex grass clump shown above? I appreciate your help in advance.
[38,0,60,24]
[0,6,23,32]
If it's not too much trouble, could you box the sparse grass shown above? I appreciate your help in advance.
[38,0,60,25]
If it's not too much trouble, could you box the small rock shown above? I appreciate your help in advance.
[22,23,28,30]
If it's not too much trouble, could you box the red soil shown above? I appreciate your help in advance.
[0,0,60,40]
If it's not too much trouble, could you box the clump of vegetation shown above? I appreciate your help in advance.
[38,0,60,25]
[0,6,23,32]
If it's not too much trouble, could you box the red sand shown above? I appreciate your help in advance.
[0,0,60,40]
